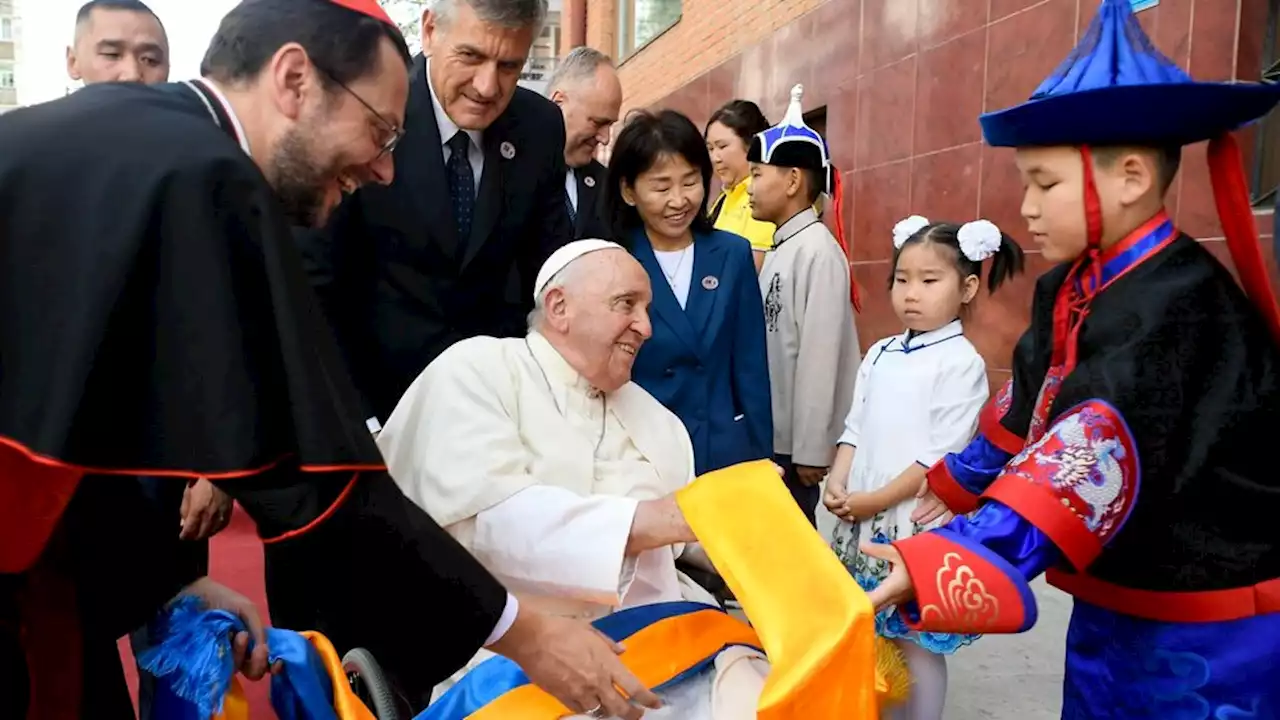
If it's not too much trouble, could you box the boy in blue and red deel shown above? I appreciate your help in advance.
[862,0,1280,716]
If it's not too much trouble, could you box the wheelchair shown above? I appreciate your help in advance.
[342,647,408,720]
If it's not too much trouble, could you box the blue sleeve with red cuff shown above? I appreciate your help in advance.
[895,399,1141,635]
[926,435,1014,514]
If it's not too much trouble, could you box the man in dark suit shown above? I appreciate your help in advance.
[546,46,621,240]
[298,0,574,423]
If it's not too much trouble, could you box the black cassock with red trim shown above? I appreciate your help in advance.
[0,2,504,716]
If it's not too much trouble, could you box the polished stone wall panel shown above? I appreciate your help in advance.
[595,0,1275,389]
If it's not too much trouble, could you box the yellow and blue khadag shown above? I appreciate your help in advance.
[141,461,908,719]
[423,460,909,720]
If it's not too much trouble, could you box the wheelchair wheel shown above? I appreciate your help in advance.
[343,647,403,720]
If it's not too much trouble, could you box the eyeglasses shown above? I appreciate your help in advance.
[319,66,404,158]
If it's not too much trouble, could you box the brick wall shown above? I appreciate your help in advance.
[589,0,829,111]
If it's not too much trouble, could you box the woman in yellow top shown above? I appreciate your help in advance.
[705,100,775,272]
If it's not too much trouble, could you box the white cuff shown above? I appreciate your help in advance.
[474,488,639,605]
[483,593,520,647]
[616,554,640,602]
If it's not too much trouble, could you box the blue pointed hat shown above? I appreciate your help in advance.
[980,0,1280,148]
[747,84,834,193]
[745,83,861,311]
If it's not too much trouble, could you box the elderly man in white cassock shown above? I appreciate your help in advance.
[376,239,770,719]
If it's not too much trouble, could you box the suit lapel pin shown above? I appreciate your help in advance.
[583,176,596,188]
[702,275,719,290]
[500,141,516,159]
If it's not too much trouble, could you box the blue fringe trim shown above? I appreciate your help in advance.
[136,596,242,719]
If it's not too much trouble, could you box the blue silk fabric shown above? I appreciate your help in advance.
[138,597,342,720]
[941,434,1011,497]
[920,505,1280,718]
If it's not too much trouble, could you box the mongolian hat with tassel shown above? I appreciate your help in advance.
[980,0,1280,345]
[748,84,861,312]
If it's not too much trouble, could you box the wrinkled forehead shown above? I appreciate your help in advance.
[570,250,651,298]
[438,5,538,65]
[77,8,168,49]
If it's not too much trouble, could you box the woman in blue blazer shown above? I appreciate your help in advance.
[601,109,772,476]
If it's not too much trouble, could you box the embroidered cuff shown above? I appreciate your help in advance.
[892,529,1038,634]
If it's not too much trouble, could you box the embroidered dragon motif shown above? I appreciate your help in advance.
[1007,401,1139,546]
[763,273,783,333]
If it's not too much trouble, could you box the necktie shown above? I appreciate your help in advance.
[446,131,474,243]
[565,194,578,227]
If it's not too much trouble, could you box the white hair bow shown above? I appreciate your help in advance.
[892,215,931,248]
[957,219,1003,262]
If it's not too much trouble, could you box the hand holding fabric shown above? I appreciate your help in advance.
[860,542,916,612]
[489,609,662,720]
[174,577,276,680]
[626,495,697,555]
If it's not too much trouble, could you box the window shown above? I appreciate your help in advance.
[0,18,12,41]
[1252,0,1280,203]
[0,70,14,89]
[804,107,828,139]
[533,11,561,57]
[617,0,681,59]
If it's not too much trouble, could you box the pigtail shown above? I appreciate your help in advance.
[892,216,1026,295]
[985,232,1026,293]
[955,219,1027,294]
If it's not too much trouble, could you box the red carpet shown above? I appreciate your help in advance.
[117,504,277,718]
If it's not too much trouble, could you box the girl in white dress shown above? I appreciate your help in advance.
[825,215,1025,720]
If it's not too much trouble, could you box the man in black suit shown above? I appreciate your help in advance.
[546,46,621,240]
[299,0,574,424]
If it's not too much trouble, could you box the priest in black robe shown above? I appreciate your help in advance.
[0,1,657,718]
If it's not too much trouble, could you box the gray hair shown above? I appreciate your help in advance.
[546,46,614,94]
[433,0,548,35]
[527,260,584,330]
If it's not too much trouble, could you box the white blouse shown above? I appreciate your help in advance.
[654,246,694,308]
[840,319,989,497]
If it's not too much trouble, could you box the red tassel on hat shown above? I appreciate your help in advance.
[829,169,862,312]
[1207,134,1280,345]
[329,0,395,26]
